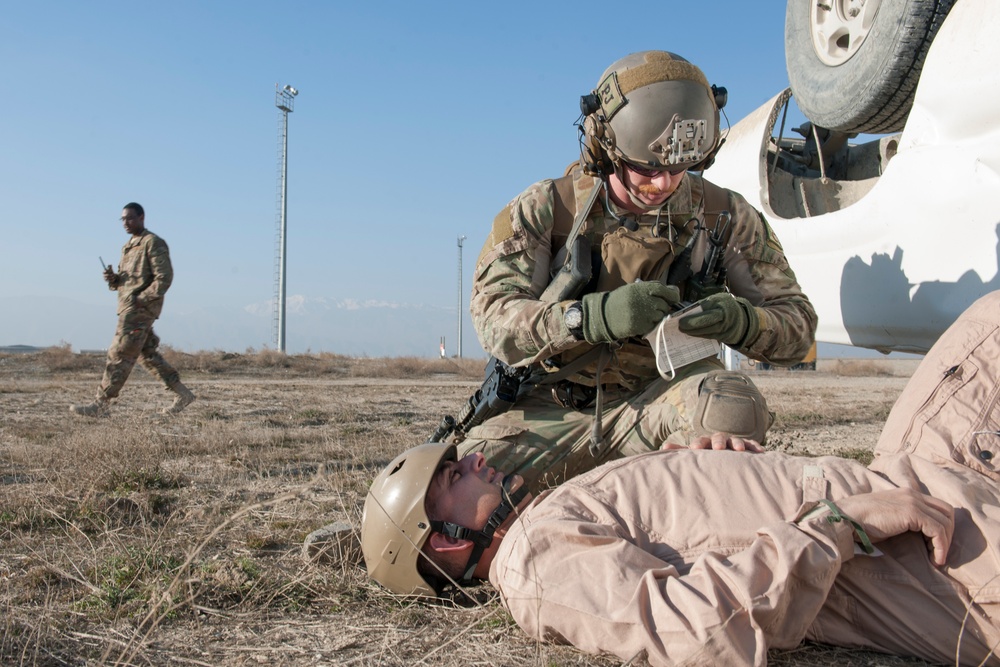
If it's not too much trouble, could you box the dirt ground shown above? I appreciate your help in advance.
[0,351,940,666]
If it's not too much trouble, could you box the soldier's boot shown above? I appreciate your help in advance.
[70,397,111,417]
[162,382,195,415]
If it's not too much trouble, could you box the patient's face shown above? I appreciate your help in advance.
[425,452,521,529]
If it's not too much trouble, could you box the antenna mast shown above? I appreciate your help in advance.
[457,235,467,358]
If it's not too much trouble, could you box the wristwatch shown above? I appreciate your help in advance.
[564,301,584,340]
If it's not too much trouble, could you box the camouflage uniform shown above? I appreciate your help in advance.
[97,230,182,400]
[458,163,817,493]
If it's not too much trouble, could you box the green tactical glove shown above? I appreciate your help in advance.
[678,292,761,348]
[580,282,680,344]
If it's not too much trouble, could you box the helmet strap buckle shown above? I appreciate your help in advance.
[432,477,528,586]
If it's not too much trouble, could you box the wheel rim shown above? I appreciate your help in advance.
[810,0,882,66]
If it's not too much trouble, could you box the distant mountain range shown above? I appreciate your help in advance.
[0,294,484,358]
[1,295,918,360]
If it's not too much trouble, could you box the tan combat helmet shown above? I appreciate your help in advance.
[362,441,529,597]
[361,442,454,597]
[579,50,727,176]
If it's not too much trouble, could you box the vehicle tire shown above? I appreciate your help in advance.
[785,0,955,133]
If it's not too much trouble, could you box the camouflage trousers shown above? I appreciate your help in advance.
[456,358,769,495]
[97,309,181,400]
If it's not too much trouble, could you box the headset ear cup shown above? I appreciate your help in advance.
[582,115,613,177]
[581,115,602,175]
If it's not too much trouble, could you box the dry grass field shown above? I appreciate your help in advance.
[0,347,940,666]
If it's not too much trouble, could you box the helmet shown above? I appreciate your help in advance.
[580,51,726,175]
[361,442,455,596]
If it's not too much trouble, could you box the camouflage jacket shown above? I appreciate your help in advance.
[471,163,817,388]
[108,230,173,318]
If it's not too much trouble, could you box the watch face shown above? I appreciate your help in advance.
[565,306,583,330]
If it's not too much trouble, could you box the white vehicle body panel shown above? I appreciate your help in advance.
[709,0,1000,353]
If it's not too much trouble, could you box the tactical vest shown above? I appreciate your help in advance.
[537,165,741,389]
[543,163,734,303]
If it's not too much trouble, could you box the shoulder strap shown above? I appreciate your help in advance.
[699,175,765,304]
[700,176,730,227]
[538,170,603,302]
[554,172,603,254]
[550,166,602,245]
[551,172,577,239]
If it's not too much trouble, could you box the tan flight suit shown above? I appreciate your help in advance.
[491,290,1000,666]
[460,164,817,493]
[98,229,182,400]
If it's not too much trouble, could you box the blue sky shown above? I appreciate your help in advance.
[0,1,793,356]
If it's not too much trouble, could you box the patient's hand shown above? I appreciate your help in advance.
[836,488,954,566]
[662,432,764,453]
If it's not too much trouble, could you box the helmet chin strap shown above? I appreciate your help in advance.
[431,476,528,585]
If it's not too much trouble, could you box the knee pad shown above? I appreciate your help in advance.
[692,372,773,443]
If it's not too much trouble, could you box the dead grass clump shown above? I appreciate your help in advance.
[448,356,489,379]
[775,410,852,429]
[166,347,302,374]
[165,348,359,376]
[770,642,933,666]
[247,348,291,369]
[349,355,487,379]
[160,345,206,371]
[833,359,895,377]
[355,356,433,378]
[38,342,96,371]
[38,422,182,496]
[293,408,328,426]
[282,351,352,375]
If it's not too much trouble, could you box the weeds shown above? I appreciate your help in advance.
[8,346,489,379]
[0,352,933,666]
[37,342,96,372]
[837,447,876,466]
[833,359,898,377]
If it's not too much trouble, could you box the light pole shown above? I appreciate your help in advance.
[457,235,467,358]
[273,83,298,353]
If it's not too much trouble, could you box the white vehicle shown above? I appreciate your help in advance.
[708,0,1000,354]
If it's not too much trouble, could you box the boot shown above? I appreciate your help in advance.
[163,382,195,414]
[70,397,110,417]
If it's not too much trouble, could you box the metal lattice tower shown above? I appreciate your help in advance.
[272,84,297,352]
